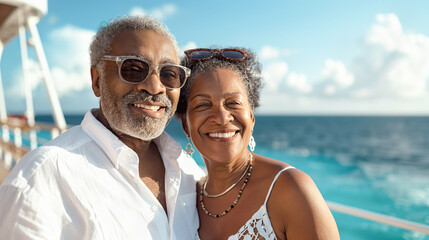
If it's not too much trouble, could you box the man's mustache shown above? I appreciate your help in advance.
[121,92,172,108]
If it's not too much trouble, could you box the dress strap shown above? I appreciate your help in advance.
[264,166,295,205]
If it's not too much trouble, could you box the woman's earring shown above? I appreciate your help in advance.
[185,136,195,158]
[249,135,256,152]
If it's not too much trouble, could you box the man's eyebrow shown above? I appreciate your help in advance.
[130,54,176,65]
[127,53,147,58]
[121,54,176,64]
[159,56,176,65]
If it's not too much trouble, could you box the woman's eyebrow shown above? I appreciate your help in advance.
[190,93,211,102]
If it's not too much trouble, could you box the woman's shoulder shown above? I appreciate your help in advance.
[252,154,320,208]
[253,154,291,172]
[253,154,309,185]
[257,154,319,210]
[258,155,339,239]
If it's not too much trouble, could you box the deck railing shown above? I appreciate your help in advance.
[0,116,65,171]
[327,201,429,235]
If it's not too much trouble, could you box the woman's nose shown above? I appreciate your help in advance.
[212,105,234,125]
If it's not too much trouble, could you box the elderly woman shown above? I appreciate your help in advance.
[176,48,339,240]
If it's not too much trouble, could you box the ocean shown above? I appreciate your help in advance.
[34,114,429,240]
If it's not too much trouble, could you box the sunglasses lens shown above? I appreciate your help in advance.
[120,59,150,83]
[159,65,186,88]
[222,50,245,60]
[188,50,213,60]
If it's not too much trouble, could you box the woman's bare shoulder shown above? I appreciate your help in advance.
[260,157,340,240]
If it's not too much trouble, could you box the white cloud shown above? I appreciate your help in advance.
[261,61,288,92]
[260,46,279,60]
[260,46,291,60]
[259,13,429,114]
[8,59,43,98]
[6,60,41,113]
[353,13,429,99]
[181,41,197,51]
[129,7,147,16]
[322,59,354,88]
[129,4,177,20]
[259,46,309,95]
[287,73,312,93]
[367,13,403,52]
[324,85,336,96]
[47,25,95,96]
[351,88,372,98]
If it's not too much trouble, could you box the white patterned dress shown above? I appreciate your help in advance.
[196,167,295,240]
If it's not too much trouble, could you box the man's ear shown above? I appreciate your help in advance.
[91,66,101,97]
[180,115,190,137]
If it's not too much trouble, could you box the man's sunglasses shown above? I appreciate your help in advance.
[101,55,191,89]
[184,48,247,62]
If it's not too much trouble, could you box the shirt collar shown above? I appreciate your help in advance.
[81,109,182,179]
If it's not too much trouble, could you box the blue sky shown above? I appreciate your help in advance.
[2,0,429,115]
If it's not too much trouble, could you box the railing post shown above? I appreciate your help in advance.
[51,128,59,139]
[0,41,11,164]
[26,16,67,133]
[19,10,38,150]
[13,127,22,150]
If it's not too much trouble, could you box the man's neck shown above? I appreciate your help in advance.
[95,108,168,212]
[137,141,167,214]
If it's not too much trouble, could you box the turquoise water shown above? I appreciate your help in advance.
[166,116,429,240]
[20,115,429,239]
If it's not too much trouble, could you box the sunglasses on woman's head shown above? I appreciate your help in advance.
[184,48,247,62]
[101,55,191,89]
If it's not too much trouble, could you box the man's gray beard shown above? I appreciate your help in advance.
[100,79,174,141]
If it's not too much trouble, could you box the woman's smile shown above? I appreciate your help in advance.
[206,129,240,141]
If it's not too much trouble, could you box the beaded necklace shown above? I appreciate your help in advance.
[199,154,253,218]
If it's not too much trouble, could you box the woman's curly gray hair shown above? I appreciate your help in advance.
[89,15,180,69]
[175,47,263,117]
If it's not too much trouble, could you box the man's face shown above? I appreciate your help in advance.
[94,30,180,140]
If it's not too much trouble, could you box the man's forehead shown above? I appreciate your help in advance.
[110,30,177,64]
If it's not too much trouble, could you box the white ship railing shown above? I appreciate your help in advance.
[327,201,429,235]
[0,116,65,171]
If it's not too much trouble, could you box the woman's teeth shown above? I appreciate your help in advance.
[208,132,236,138]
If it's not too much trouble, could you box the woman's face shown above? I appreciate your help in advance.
[184,68,255,164]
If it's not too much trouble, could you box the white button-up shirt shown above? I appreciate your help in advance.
[0,109,205,240]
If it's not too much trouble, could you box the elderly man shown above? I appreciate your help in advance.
[0,16,204,239]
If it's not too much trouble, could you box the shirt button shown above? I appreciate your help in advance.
[151,205,158,211]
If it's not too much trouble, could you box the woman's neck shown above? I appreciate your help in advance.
[203,152,252,194]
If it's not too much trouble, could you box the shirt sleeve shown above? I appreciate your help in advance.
[0,184,58,239]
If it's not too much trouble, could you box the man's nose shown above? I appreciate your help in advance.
[136,68,166,95]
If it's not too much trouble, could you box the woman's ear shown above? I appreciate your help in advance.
[250,108,256,128]
[181,115,190,137]
[91,66,101,97]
